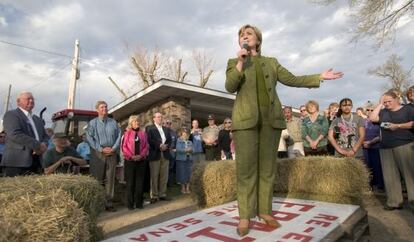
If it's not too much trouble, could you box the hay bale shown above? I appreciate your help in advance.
[0,174,105,241]
[191,156,370,208]
[191,160,237,208]
[0,174,105,219]
[0,188,89,242]
[274,156,371,205]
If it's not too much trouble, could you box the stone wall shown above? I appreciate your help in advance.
[118,96,191,132]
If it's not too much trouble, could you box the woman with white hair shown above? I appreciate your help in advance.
[121,115,149,210]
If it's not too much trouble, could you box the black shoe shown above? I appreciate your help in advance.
[136,205,144,209]
[105,206,117,212]
[127,206,135,210]
[383,205,403,211]
[160,196,172,201]
[150,198,158,204]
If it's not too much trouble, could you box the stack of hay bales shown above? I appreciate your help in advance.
[191,156,370,208]
[191,160,237,208]
[0,174,105,242]
[274,156,371,205]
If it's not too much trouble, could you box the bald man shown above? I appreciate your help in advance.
[1,91,49,176]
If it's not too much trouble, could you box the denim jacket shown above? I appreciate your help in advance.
[175,138,193,161]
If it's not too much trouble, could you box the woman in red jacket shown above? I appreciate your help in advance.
[122,115,149,210]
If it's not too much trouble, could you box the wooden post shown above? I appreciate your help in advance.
[4,84,11,112]
[67,39,80,109]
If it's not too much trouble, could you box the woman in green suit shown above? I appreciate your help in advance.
[225,24,343,236]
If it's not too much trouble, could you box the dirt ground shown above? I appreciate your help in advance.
[363,192,414,242]
[99,190,414,241]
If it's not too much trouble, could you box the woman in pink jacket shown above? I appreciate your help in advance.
[122,115,149,210]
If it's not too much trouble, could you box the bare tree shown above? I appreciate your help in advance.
[165,58,188,83]
[130,46,166,88]
[368,54,413,103]
[315,0,414,47]
[192,49,214,88]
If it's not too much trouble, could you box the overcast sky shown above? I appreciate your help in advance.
[1,0,413,126]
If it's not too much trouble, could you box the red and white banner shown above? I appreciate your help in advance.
[104,197,359,242]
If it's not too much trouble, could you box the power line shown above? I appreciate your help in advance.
[0,39,73,59]
[27,60,73,91]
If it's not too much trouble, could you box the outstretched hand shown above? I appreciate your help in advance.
[320,68,344,80]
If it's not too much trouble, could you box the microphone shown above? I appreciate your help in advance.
[241,42,249,58]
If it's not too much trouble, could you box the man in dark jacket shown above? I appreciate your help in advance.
[1,91,48,176]
[146,112,172,203]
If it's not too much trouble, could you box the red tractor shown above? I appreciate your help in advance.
[51,109,98,147]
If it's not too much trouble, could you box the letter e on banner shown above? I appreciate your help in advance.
[184,218,202,225]
[282,232,313,242]
[167,223,187,230]
[314,213,338,221]
[306,219,331,228]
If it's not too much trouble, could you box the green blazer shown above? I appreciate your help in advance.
[225,56,321,131]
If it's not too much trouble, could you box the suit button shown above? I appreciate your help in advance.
[265,74,269,78]
[271,101,274,105]
[261,63,265,67]
[268,88,271,91]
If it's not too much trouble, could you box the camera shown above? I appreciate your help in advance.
[380,122,391,129]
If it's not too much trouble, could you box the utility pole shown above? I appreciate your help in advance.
[108,76,128,100]
[4,84,11,113]
[67,39,80,109]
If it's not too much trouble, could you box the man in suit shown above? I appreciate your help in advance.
[1,91,49,176]
[146,112,172,203]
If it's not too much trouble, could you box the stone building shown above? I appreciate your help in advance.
[109,79,236,131]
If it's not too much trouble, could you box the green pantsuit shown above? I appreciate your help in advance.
[226,55,321,219]
[234,107,282,218]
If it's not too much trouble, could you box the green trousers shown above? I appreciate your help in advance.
[233,107,281,219]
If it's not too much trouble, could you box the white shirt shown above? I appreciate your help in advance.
[155,123,166,144]
[19,107,40,141]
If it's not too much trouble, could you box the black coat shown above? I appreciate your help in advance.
[146,125,172,161]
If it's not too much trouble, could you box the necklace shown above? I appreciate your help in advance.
[340,113,353,126]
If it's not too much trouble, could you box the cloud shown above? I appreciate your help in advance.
[30,3,84,29]
[310,36,344,53]
[0,0,413,124]
[0,16,7,26]
[325,7,351,26]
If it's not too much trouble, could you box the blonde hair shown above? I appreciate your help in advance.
[127,115,140,130]
[305,100,319,112]
[238,24,262,54]
[328,102,339,109]
[95,100,107,109]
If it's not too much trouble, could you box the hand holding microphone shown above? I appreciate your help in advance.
[237,41,250,62]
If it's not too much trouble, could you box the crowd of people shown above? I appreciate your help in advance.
[280,87,414,215]
[0,92,236,212]
[1,86,413,217]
